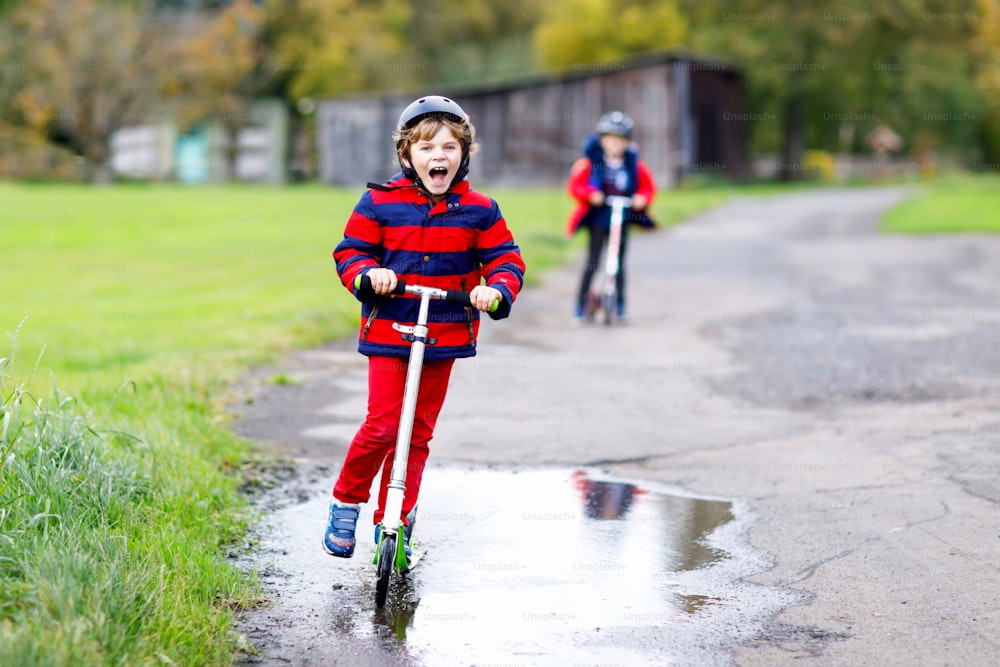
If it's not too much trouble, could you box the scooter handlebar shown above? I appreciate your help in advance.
[604,195,633,208]
[354,274,498,312]
[354,273,405,300]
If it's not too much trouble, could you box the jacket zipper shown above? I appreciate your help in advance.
[360,300,379,341]
[461,278,475,346]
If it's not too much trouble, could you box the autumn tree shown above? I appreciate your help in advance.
[171,1,274,179]
[263,0,551,102]
[402,0,540,85]
[532,0,687,70]
[0,0,264,181]
[263,0,414,102]
[972,0,1000,161]
[677,0,987,176]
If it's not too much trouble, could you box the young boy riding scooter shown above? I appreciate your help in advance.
[324,95,526,559]
[566,111,657,323]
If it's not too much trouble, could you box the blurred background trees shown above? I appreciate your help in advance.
[676,0,992,177]
[532,0,687,70]
[0,0,996,181]
[0,0,264,180]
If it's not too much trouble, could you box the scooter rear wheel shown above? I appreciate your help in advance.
[602,290,616,326]
[375,534,395,607]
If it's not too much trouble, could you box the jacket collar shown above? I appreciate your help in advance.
[378,173,471,201]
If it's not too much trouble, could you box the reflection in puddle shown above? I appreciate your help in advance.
[372,592,419,641]
[574,472,735,571]
[681,594,723,614]
[662,492,735,572]
[242,466,796,666]
[574,470,642,520]
[363,467,738,661]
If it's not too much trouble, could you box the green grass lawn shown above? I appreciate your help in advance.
[0,177,911,664]
[881,173,1000,233]
[0,181,747,399]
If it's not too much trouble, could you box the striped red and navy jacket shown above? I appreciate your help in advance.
[333,173,526,361]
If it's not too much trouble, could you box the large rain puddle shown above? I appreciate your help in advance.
[238,466,797,666]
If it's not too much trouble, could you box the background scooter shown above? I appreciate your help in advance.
[585,195,632,326]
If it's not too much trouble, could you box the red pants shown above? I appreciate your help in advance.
[333,356,455,525]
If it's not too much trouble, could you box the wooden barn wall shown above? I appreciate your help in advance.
[317,97,397,185]
[461,64,679,188]
[317,60,746,189]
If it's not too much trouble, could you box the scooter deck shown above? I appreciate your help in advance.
[405,548,425,571]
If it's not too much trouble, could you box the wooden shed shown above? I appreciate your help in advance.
[316,52,748,189]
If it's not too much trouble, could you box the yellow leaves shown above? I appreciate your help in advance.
[0,0,266,170]
[973,0,1000,107]
[268,0,415,100]
[534,0,612,68]
[533,0,688,70]
[619,3,687,52]
[177,0,266,93]
[14,89,54,131]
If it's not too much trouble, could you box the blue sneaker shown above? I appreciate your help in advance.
[323,500,360,558]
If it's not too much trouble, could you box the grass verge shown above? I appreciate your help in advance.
[0,355,257,664]
[880,173,1000,233]
[0,179,795,663]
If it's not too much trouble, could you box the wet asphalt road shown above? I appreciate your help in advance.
[233,186,1000,666]
[235,467,796,666]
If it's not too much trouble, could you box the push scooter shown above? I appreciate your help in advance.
[355,274,497,607]
[586,195,632,326]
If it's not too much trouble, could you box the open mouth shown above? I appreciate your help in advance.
[428,166,449,185]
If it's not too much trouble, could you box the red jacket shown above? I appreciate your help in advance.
[334,174,525,361]
[565,154,657,236]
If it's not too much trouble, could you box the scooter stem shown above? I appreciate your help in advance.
[382,290,433,532]
[605,196,630,286]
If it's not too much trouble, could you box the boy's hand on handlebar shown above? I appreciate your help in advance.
[365,268,398,295]
[588,191,604,206]
[632,194,648,210]
[469,285,502,312]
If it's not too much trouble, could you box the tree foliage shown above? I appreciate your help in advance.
[264,0,541,101]
[972,0,1000,159]
[265,0,414,102]
[403,0,539,85]
[1,0,996,180]
[0,0,263,179]
[975,0,1000,106]
[533,0,687,70]
[676,0,990,170]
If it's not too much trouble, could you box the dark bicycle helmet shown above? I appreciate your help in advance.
[395,95,473,189]
[596,111,635,139]
[396,95,467,131]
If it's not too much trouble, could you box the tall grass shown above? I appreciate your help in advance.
[0,345,257,665]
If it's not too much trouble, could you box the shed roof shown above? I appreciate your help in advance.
[321,49,743,103]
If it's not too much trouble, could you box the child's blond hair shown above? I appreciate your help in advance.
[394,116,478,163]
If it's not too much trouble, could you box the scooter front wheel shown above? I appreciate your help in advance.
[375,534,395,607]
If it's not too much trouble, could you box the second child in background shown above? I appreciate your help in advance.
[566,111,657,323]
